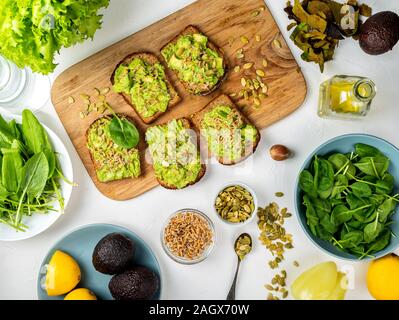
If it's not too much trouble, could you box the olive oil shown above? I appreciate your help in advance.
[318,75,376,119]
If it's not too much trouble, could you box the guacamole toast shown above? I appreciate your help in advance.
[87,115,141,183]
[111,52,180,124]
[192,94,260,165]
[161,25,227,96]
[145,118,206,189]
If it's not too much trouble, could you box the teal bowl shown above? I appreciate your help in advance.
[295,134,399,261]
[37,224,162,300]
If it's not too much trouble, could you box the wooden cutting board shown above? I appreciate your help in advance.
[51,0,307,200]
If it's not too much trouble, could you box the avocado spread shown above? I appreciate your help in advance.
[161,34,225,94]
[113,58,171,118]
[200,105,258,163]
[145,119,202,189]
[87,117,141,182]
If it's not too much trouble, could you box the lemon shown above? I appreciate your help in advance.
[45,250,81,296]
[64,288,97,300]
[367,254,399,300]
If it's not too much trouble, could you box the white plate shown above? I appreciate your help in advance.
[0,115,73,241]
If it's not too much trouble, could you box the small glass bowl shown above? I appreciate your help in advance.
[214,182,258,226]
[161,209,216,265]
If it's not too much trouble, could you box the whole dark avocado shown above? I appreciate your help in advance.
[109,266,159,300]
[92,233,135,275]
[359,11,399,55]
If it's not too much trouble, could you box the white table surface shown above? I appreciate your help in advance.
[1,0,398,300]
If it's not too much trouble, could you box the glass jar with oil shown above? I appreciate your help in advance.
[318,75,376,119]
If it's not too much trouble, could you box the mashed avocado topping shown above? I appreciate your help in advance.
[200,105,258,163]
[113,58,171,118]
[145,119,202,189]
[161,33,225,94]
[87,117,141,182]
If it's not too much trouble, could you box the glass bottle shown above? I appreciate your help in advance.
[318,75,376,119]
[0,55,51,115]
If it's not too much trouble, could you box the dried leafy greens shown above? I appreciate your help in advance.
[285,0,372,72]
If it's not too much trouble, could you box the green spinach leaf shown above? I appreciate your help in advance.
[19,152,49,201]
[355,143,380,157]
[22,110,55,177]
[331,205,352,225]
[108,116,140,149]
[303,195,319,235]
[377,199,396,224]
[351,182,372,198]
[1,147,23,193]
[338,230,363,249]
[364,219,383,243]
[354,155,389,178]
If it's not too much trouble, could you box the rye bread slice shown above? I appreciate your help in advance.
[111,52,181,124]
[146,117,206,189]
[86,114,142,183]
[160,25,227,96]
[191,94,261,165]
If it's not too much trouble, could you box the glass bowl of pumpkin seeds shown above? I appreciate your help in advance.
[214,182,258,226]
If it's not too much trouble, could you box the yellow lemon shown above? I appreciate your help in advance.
[367,254,399,300]
[64,288,97,300]
[45,250,81,296]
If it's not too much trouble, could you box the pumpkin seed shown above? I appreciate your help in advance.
[234,65,241,73]
[275,192,284,197]
[273,39,282,48]
[241,78,247,87]
[256,69,265,77]
[236,53,244,59]
[255,35,261,42]
[243,62,253,70]
[262,58,268,67]
[251,10,260,17]
[80,93,90,100]
[100,87,110,95]
[240,36,249,45]
[68,96,75,104]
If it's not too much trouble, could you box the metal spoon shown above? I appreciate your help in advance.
[226,233,252,300]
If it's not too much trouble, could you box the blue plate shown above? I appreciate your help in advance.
[295,134,399,261]
[37,224,162,300]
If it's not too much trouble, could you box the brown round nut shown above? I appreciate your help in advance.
[270,145,290,161]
